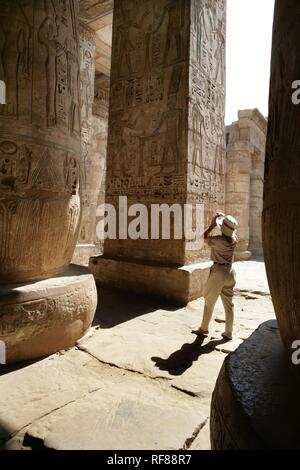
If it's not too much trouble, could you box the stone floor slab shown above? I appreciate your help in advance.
[22,364,208,450]
[0,349,103,444]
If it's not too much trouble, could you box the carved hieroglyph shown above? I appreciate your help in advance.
[0,265,97,363]
[93,77,109,252]
[263,0,300,355]
[103,0,226,266]
[72,70,109,264]
[78,24,96,246]
[0,0,81,283]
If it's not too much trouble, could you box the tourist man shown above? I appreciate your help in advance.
[193,212,238,340]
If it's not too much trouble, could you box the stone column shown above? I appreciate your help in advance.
[0,0,97,363]
[249,150,264,256]
[90,0,226,305]
[211,1,300,450]
[263,0,300,355]
[93,76,110,254]
[225,109,267,260]
[72,24,97,266]
[0,0,83,282]
[225,141,252,260]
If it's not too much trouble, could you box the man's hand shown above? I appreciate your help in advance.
[210,212,225,228]
[204,212,226,243]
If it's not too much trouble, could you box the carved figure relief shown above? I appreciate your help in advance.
[191,103,206,176]
[0,0,31,117]
[152,93,182,174]
[38,0,81,133]
[106,0,225,218]
[153,0,185,65]
[213,19,225,85]
[0,0,81,283]
[0,201,17,262]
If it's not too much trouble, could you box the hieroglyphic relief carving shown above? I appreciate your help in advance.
[151,68,183,174]
[191,103,206,177]
[104,0,225,264]
[152,0,185,66]
[106,0,225,205]
[79,24,95,187]
[93,76,110,119]
[0,0,32,117]
[0,138,79,196]
[107,0,189,201]
[0,201,17,262]
[0,0,82,283]
[189,0,226,213]
[38,0,81,134]
[74,24,96,247]
[0,283,96,338]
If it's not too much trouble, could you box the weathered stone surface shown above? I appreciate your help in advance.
[72,71,109,265]
[190,420,211,450]
[81,259,274,395]
[23,372,207,450]
[226,109,267,260]
[72,25,100,265]
[0,349,104,444]
[0,265,97,363]
[0,259,276,450]
[263,0,300,359]
[211,320,300,450]
[90,0,226,304]
[234,257,269,295]
[0,348,208,451]
[171,350,225,399]
[214,339,243,353]
[72,244,99,266]
[73,85,109,265]
[89,256,212,305]
[0,0,82,283]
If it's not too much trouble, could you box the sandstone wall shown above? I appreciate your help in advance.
[226,109,267,259]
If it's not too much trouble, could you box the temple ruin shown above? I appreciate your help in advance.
[0,0,299,453]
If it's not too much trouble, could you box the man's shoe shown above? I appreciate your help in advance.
[192,328,209,336]
[221,332,232,340]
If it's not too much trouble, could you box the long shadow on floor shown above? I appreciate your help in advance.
[152,336,229,376]
[93,286,179,329]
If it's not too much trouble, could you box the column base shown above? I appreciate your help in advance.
[72,244,100,266]
[0,265,97,364]
[89,255,212,306]
[211,320,300,450]
[250,248,264,256]
[234,250,252,261]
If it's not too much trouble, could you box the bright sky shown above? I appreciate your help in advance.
[225,0,275,124]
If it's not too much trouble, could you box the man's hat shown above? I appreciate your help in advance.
[216,215,238,237]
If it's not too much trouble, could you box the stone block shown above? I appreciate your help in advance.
[89,255,212,306]
[21,364,207,450]
[72,244,100,266]
[0,350,103,445]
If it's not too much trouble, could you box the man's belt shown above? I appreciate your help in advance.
[214,262,231,266]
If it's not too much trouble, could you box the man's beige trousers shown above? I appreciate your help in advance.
[201,264,236,336]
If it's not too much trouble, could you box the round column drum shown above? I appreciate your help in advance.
[0,0,81,283]
[263,0,300,355]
